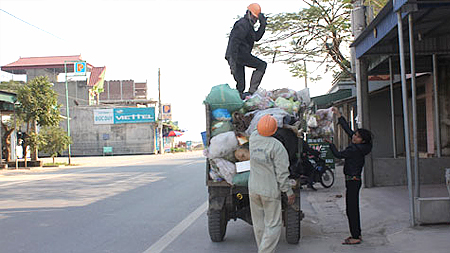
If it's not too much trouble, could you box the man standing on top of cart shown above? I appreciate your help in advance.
[225,3,267,100]
[249,115,295,253]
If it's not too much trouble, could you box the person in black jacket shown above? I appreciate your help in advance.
[271,115,321,188]
[225,3,267,99]
[328,107,372,245]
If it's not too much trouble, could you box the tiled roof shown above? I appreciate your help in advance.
[88,66,106,87]
[1,55,93,74]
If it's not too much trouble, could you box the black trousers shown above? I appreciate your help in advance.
[231,53,267,94]
[345,179,362,239]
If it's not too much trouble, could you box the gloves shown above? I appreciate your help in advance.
[258,13,266,25]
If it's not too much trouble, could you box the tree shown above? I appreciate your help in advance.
[254,0,388,82]
[1,120,16,162]
[38,126,72,164]
[16,76,61,164]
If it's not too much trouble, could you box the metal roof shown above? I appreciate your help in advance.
[88,66,106,87]
[311,89,353,108]
[1,55,94,75]
[351,0,450,74]
[0,90,17,104]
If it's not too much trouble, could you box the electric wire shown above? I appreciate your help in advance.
[0,8,64,41]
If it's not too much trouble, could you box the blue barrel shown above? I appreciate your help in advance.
[201,131,207,147]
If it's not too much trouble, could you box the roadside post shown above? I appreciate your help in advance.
[64,60,86,164]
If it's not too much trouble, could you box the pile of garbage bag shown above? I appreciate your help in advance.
[305,107,334,138]
[203,83,335,185]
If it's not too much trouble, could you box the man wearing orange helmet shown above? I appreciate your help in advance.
[225,3,267,99]
[249,115,295,252]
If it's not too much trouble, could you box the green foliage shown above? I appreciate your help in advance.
[171,147,186,153]
[255,0,354,80]
[0,80,24,92]
[38,126,72,158]
[366,0,389,17]
[16,76,61,127]
[27,131,45,156]
[254,0,390,81]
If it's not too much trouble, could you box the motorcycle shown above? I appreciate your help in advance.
[299,154,335,190]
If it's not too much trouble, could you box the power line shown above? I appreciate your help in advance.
[0,8,64,41]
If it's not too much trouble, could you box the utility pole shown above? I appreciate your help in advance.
[158,68,164,154]
[304,60,308,88]
[64,62,72,165]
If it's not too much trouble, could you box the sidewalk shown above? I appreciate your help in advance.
[0,151,204,175]
[301,165,450,253]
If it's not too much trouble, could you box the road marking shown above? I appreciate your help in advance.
[143,201,208,253]
[0,158,203,187]
[0,167,112,187]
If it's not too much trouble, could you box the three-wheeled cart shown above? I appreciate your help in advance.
[205,104,304,244]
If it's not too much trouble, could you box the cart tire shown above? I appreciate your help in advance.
[320,168,334,188]
[208,207,227,242]
[285,204,301,244]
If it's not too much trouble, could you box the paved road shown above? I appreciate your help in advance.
[0,152,210,253]
[1,151,449,253]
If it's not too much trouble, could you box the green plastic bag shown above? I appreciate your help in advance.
[232,171,250,187]
[211,121,233,137]
[204,84,243,112]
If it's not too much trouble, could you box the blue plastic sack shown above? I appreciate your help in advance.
[212,108,231,121]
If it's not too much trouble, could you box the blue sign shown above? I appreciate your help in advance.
[75,61,86,75]
[113,107,155,124]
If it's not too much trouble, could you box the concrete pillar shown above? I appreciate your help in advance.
[357,58,373,187]
[352,0,373,188]
[397,11,415,226]
[389,57,397,158]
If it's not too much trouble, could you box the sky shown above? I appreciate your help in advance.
[0,0,336,142]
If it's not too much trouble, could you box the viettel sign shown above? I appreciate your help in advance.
[94,107,155,124]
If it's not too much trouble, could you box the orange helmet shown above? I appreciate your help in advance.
[247,3,261,18]
[257,114,277,137]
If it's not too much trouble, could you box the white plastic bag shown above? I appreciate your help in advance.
[211,158,237,184]
[306,107,335,137]
[244,108,288,136]
[206,131,239,159]
[296,88,311,106]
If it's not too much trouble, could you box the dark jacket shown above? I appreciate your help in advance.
[272,128,298,172]
[225,14,266,63]
[272,128,321,178]
[329,116,372,177]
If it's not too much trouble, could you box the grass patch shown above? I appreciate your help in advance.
[43,162,68,167]
[171,147,186,153]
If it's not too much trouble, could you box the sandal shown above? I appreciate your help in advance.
[342,237,361,245]
[344,236,363,241]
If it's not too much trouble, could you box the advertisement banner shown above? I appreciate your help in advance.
[94,107,155,124]
[74,61,87,76]
[113,107,155,124]
[162,104,172,121]
[94,109,114,124]
[306,135,335,169]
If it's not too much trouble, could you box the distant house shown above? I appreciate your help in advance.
[1,55,158,156]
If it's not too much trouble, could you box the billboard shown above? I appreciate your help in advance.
[94,107,155,124]
[74,61,87,76]
[94,109,114,124]
[162,104,172,121]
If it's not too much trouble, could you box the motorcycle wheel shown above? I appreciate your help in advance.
[320,168,334,188]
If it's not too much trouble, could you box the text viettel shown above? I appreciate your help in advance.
[115,114,153,120]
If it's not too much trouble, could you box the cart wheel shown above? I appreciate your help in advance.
[208,206,228,242]
[320,168,334,188]
[285,202,301,244]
